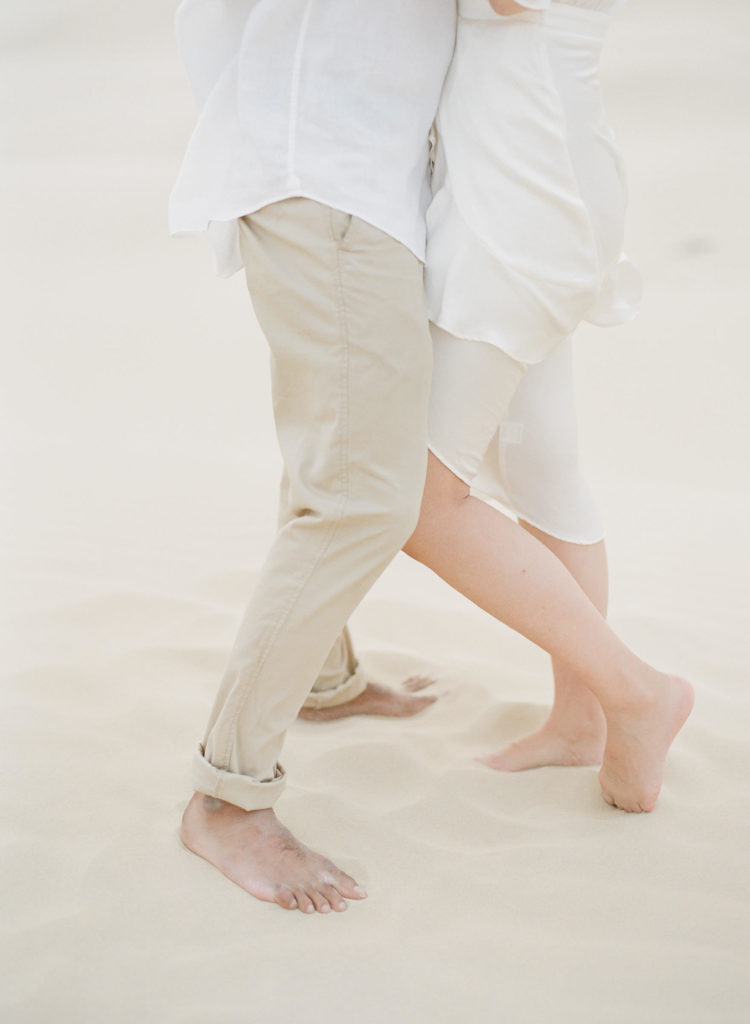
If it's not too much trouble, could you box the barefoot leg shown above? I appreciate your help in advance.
[598,678,695,812]
[404,454,694,811]
[187,204,435,907]
[482,526,607,771]
[298,678,438,722]
[299,625,438,722]
[180,794,367,913]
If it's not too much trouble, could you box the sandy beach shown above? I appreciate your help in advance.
[2,1,750,1020]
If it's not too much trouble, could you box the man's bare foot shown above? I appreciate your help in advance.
[298,678,437,722]
[477,712,606,772]
[598,674,695,813]
[180,794,367,913]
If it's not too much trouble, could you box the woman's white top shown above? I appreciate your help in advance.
[425,0,640,363]
[168,0,457,277]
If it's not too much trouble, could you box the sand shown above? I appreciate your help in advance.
[2,1,750,1021]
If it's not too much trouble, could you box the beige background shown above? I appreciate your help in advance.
[2,2,749,1021]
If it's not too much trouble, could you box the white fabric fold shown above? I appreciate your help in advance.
[426,1,640,363]
[169,0,457,277]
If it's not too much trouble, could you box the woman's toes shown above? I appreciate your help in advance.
[637,790,659,813]
[599,778,616,806]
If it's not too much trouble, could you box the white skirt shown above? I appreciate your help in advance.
[425,0,641,364]
[429,327,605,545]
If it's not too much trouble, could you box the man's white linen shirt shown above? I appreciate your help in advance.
[169,0,457,277]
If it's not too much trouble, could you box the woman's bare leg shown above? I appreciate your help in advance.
[404,454,694,812]
[483,526,608,770]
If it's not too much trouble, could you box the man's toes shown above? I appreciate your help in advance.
[309,889,332,914]
[275,886,298,911]
[293,889,316,914]
[402,675,437,693]
[320,884,348,912]
[326,870,367,900]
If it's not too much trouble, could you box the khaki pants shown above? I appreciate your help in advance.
[275,469,368,712]
[193,199,433,810]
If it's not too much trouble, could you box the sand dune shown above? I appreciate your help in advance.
[3,1,750,1021]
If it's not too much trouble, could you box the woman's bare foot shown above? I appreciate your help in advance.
[598,674,695,813]
[298,678,437,722]
[180,794,367,913]
[477,712,606,772]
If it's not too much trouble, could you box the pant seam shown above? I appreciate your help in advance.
[332,219,352,519]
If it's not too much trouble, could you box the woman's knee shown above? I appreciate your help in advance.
[402,452,468,562]
[403,516,439,564]
[402,505,427,561]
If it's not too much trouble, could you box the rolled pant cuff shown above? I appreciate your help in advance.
[192,745,286,811]
[302,667,368,710]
